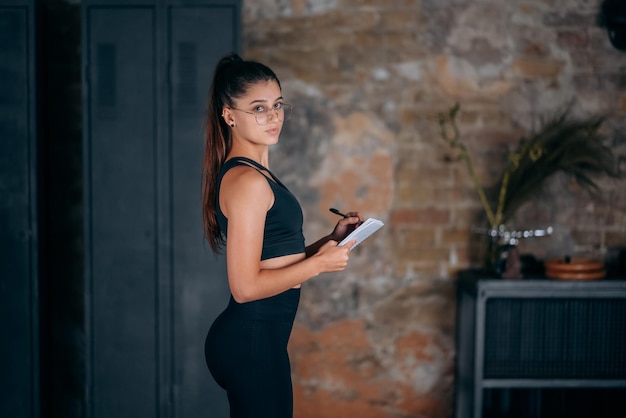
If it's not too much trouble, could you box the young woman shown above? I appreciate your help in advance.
[202,53,362,418]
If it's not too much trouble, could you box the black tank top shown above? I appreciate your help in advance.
[216,157,306,260]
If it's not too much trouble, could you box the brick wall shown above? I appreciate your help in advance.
[242,1,626,417]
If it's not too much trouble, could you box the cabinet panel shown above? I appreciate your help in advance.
[85,7,157,418]
[0,4,38,417]
[169,6,233,417]
[485,298,626,379]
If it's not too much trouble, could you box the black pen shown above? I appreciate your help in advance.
[329,208,349,218]
[329,208,363,225]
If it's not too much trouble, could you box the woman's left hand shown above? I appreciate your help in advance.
[330,211,364,242]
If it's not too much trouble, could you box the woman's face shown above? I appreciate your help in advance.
[227,80,285,146]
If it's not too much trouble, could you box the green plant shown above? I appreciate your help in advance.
[437,103,624,229]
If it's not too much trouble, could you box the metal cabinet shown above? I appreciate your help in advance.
[0,1,39,417]
[81,2,239,416]
[455,276,626,418]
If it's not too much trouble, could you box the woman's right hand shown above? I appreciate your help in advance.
[312,239,356,273]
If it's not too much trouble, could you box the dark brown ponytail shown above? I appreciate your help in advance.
[202,53,281,253]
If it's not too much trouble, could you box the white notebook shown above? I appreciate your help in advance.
[338,218,384,249]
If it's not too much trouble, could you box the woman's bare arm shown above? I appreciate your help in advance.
[221,167,355,303]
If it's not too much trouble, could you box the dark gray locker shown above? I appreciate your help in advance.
[82,1,238,417]
[85,7,159,417]
[169,7,234,418]
[0,2,39,417]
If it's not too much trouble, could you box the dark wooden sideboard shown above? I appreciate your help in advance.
[454,275,626,418]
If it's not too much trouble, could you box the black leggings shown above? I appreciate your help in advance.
[205,289,300,418]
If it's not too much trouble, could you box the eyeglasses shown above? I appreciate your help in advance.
[230,103,294,126]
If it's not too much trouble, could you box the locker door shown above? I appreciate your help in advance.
[83,2,240,417]
[0,2,39,417]
[169,7,234,417]
[83,6,158,417]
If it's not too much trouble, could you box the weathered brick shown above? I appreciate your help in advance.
[605,230,626,248]
[513,56,565,78]
[379,10,422,30]
[441,227,472,244]
[396,227,436,248]
[290,321,392,418]
[439,184,482,205]
[410,247,451,263]
[543,12,597,27]
[390,208,450,225]
[241,0,626,415]
[557,28,590,50]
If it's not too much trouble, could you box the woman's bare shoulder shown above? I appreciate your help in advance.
[222,164,269,188]
[220,165,273,211]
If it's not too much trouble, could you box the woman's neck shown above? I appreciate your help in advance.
[227,144,269,168]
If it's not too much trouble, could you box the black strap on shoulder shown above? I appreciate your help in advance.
[224,156,285,188]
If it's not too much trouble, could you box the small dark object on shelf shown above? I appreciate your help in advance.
[520,254,545,277]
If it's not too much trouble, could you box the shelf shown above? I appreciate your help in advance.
[454,275,626,418]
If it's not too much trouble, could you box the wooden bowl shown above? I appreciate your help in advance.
[545,257,606,280]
